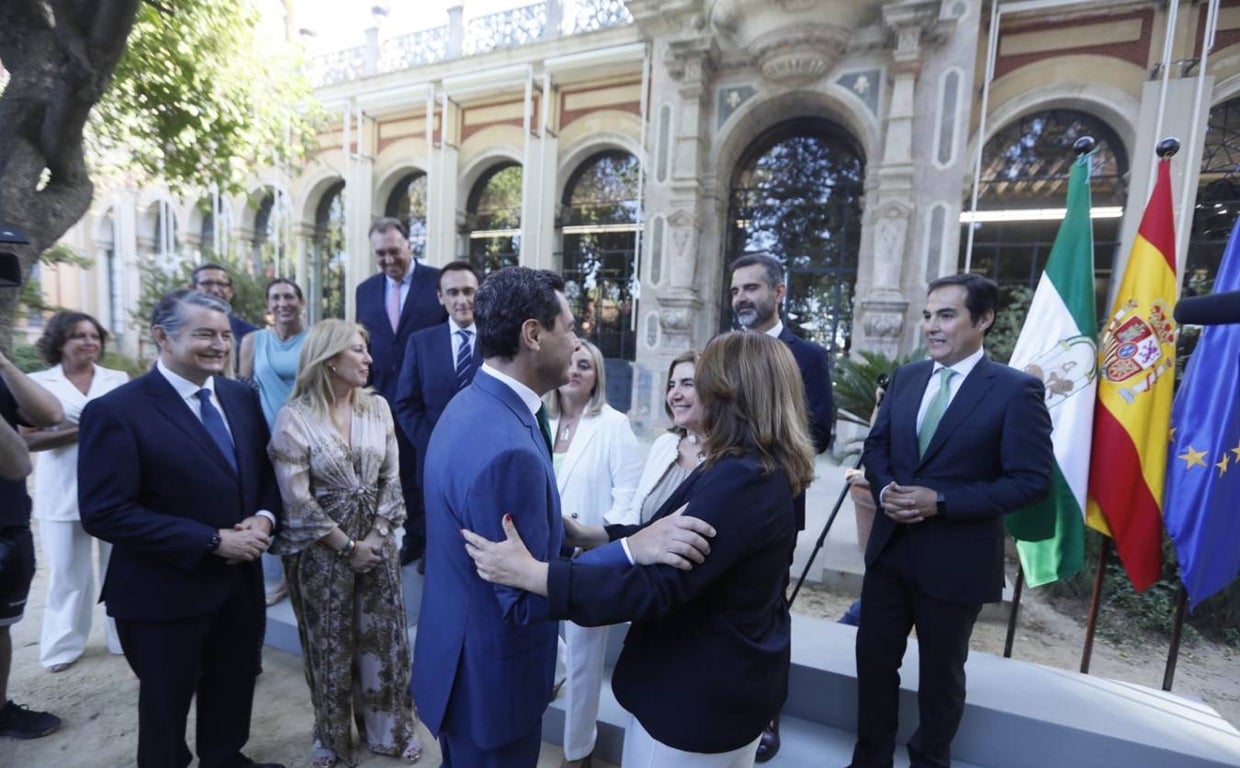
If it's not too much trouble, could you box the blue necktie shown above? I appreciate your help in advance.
[195,388,238,473]
[455,329,476,390]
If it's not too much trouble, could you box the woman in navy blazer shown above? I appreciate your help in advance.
[464,332,816,767]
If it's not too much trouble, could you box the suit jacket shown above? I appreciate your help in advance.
[392,322,481,486]
[546,454,796,753]
[412,369,564,750]
[779,326,834,454]
[862,356,1053,605]
[355,266,446,402]
[78,371,281,621]
[548,404,643,527]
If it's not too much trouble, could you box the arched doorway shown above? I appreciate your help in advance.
[720,118,865,354]
[963,109,1128,321]
[309,180,346,323]
[465,162,522,274]
[559,150,641,409]
[385,171,429,262]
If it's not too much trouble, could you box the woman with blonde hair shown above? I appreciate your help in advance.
[268,319,422,767]
[465,331,815,768]
[544,339,643,767]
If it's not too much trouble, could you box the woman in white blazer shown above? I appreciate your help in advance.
[627,349,706,524]
[546,340,643,767]
[22,312,128,672]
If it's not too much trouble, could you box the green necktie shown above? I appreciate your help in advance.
[536,404,553,456]
[918,368,956,457]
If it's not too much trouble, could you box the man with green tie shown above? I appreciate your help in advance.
[846,274,1053,768]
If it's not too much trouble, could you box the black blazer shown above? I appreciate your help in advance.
[862,356,1053,605]
[546,454,796,753]
[355,265,446,401]
[393,322,481,485]
[779,326,834,454]
[78,371,281,621]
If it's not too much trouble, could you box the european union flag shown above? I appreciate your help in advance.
[1164,216,1240,610]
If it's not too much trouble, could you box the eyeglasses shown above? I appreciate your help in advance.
[195,280,232,289]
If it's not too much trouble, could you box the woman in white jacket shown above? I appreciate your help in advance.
[627,349,706,524]
[546,340,643,767]
[22,312,128,672]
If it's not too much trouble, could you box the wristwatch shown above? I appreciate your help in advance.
[208,531,221,554]
[936,491,947,517]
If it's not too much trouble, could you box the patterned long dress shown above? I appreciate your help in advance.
[268,394,417,765]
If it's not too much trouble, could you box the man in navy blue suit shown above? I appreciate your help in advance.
[729,251,835,761]
[848,275,1052,768]
[355,217,446,565]
[393,260,482,571]
[79,290,284,768]
[412,267,577,767]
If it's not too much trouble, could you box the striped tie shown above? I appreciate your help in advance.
[455,329,475,390]
[918,368,956,457]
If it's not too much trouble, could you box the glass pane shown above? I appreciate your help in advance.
[385,172,429,262]
[311,181,347,322]
[467,163,523,274]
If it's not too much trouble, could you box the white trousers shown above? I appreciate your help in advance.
[38,519,121,667]
[622,715,761,768]
[563,620,610,760]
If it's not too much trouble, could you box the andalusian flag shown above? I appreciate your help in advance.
[1086,151,1178,592]
[1005,151,1094,587]
[1163,216,1240,610]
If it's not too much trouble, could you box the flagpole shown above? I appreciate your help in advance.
[1080,535,1110,674]
[1162,585,1190,690]
[1003,565,1024,659]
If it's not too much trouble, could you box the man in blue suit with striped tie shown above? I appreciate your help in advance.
[393,260,483,571]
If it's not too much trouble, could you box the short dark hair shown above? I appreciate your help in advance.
[368,217,408,240]
[36,311,108,365]
[927,273,999,331]
[265,277,303,301]
[439,260,482,290]
[475,267,565,361]
[191,262,232,286]
[728,252,783,289]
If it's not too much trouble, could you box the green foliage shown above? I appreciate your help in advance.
[9,345,149,378]
[833,348,924,427]
[9,344,43,374]
[132,254,268,334]
[986,284,1035,364]
[19,244,96,321]
[91,0,320,195]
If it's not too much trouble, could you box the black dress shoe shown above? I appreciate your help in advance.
[755,717,780,762]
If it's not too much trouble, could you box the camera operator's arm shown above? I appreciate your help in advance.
[0,415,32,480]
[0,349,62,427]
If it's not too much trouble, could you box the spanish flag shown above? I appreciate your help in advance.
[1085,149,1178,592]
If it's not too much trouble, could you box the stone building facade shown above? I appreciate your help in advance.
[45,0,1240,433]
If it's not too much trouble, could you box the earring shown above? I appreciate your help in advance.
[328,364,336,372]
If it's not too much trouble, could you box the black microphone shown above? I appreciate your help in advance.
[1173,290,1240,326]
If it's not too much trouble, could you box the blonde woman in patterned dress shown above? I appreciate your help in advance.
[268,319,422,768]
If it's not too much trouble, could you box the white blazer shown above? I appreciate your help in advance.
[29,364,129,521]
[550,404,643,526]
[626,431,683,524]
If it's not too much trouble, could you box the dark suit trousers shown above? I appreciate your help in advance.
[852,529,982,768]
[115,568,262,768]
[393,421,425,556]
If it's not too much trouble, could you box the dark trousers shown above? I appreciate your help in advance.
[851,530,982,768]
[439,725,541,768]
[116,569,262,768]
[394,421,425,558]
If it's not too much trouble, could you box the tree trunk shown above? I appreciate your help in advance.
[0,0,142,348]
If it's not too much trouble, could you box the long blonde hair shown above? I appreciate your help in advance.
[696,331,816,495]
[545,339,608,419]
[289,319,373,417]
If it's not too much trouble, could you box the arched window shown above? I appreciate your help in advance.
[385,171,429,262]
[99,210,123,335]
[465,162,522,274]
[1186,97,1240,298]
[149,201,178,266]
[310,181,346,322]
[722,118,865,354]
[963,109,1127,317]
[560,150,641,409]
[199,195,231,262]
[252,187,288,277]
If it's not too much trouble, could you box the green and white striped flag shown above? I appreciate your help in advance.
[1003,151,1096,587]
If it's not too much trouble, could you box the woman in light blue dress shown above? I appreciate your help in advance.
[239,277,307,603]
